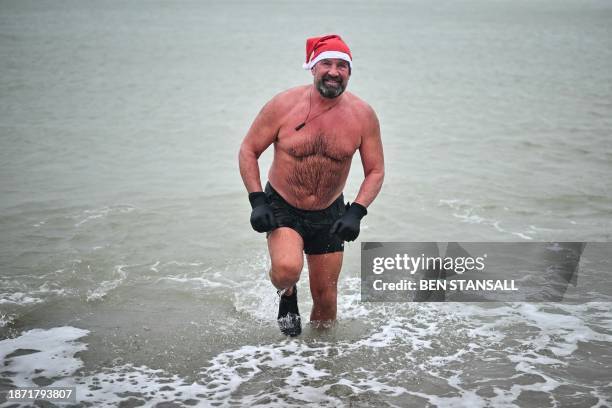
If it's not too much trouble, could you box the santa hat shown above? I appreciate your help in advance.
[302,34,352,70]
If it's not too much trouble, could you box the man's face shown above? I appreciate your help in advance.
[312,58,351,99]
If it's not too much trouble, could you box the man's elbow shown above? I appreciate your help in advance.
[238,143,258,163]
[376,168,385,186]
[238,144,247,163]
[368,167,385,184]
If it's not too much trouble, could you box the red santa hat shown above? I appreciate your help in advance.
[302,34,352,70]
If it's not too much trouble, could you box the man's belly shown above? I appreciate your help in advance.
[268,156,351,210]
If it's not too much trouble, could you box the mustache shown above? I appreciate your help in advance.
[322,75,341,83]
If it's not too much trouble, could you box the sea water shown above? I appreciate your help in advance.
[1,0,611,406]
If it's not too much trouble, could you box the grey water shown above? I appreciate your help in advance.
[1,0,611,406]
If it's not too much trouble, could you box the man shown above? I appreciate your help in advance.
[238,34,384,336]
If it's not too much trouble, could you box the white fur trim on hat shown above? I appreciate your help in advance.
[302,51,353,70]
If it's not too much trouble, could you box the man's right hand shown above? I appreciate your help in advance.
[248,192,277,233]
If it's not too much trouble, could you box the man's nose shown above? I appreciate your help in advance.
[328,66,339,77]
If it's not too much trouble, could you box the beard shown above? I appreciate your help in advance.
[315,75,346,99]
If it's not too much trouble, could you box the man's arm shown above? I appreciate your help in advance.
[238,97,281,193]
[354,106,385,207]
[329,107,383,242]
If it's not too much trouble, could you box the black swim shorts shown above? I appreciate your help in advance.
[265,182,346,255]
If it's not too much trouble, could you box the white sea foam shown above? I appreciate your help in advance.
[197,335,422,406]
[225,252,612,406]
[0,326,89,389]
[0,313,16,327]
[511,231,533,240]
[0,327,343,406]
[0,327,207,407]
[232,253,282,321]
[407,388,487,408]
[337,277,372,319]
[153,266,241,293]
[0,292,43,305]
[165,260,205,267]
[73,205,136,227]
[438,198,539,240]
[2,299,611,408]
[35,282,70,297]
[86,264,128,302]
[512,303,612,357]
[157,275,225,288]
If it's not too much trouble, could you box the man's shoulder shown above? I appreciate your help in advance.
[270,85,308,106]
[345,92,378,121]
[258,86,306,119]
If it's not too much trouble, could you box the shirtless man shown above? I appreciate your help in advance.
[239,34,384,336]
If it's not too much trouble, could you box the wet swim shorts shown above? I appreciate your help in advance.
[265,182,346,255]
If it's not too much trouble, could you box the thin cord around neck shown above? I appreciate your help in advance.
[295,88,341,131]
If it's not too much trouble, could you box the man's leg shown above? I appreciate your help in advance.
[268,227,304,294]
[307,251,343,322]
[268,227,304,336]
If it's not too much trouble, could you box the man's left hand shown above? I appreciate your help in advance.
[330,202,368,242]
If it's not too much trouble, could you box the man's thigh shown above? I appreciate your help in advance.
[307,252,343,295]
[268,227,305,272]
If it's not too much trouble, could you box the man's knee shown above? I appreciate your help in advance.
[270,257,303,288]
[311,286,337,308]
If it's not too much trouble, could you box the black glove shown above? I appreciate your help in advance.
[330,202,367,242]
[249,192,277,233]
